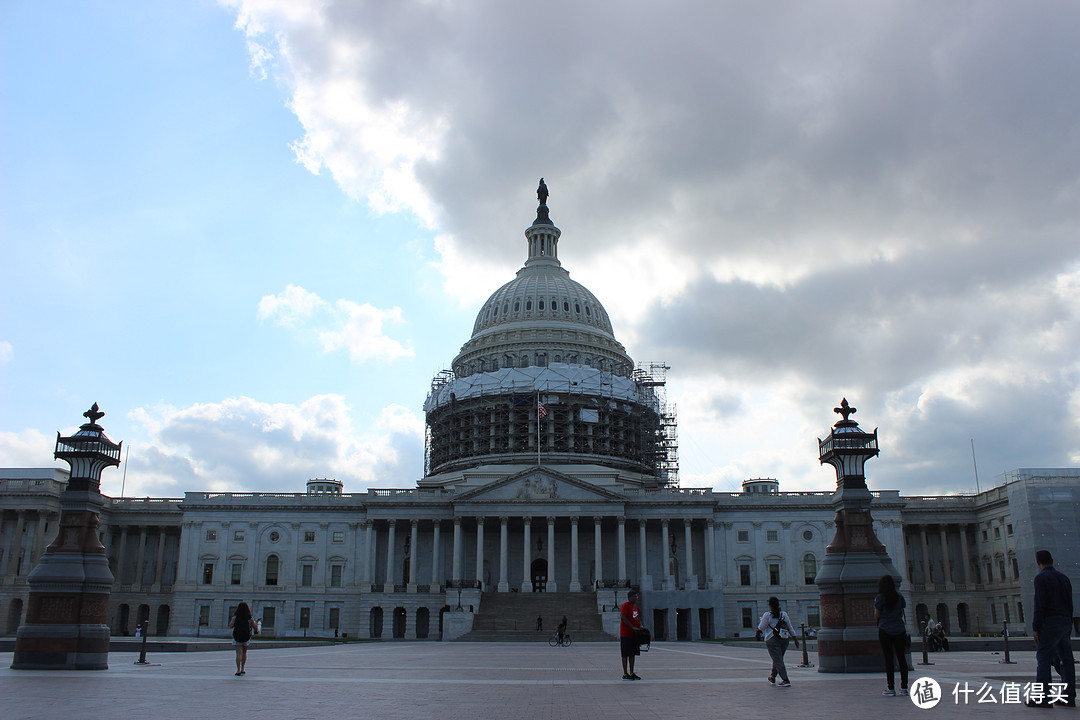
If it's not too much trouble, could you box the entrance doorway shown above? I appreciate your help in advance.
[531,558,548,592]
[676,608,689,640]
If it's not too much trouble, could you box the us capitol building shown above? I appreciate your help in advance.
[2,186,1078,642]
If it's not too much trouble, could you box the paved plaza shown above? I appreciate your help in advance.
[0,640,1063,720]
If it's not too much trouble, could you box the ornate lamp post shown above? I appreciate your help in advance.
[815,399,905,673]
[11,404,121,670]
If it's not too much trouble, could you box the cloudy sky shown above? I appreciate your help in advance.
[2,0,1078,498]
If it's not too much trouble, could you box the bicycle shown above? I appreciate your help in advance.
[548,632,572,647]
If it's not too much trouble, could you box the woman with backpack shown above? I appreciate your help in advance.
[228,601,257,676]
[757,596,799,687]
[874,574,909,696]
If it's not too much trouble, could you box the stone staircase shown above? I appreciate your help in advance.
[456,591,612,642]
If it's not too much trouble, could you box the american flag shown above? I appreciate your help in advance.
[537,400,547,418]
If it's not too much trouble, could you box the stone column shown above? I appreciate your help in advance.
[6,512,25,575]
[430,521,441,589]
[521,517,532,592]
[919,525,932,585]
[569,516,581,591]
[363,521,374,587]
[498,516,509,592]
[617,516,627,585]
[546,517,557,592]
[409,519,419,589]
[959,525,972,586]
[661,519,673,590]
[117,526,130,585]
[939,526,954,590]
[705,521,717,588]
[474,517,485,590]
[386,521,397,589]
[452,517,463,587]
[593,517,603,588]
[31,513,49,567]
[684,520,695,590]
[134,527,148,588]
[639,520,650,591]
[153,529,167,589]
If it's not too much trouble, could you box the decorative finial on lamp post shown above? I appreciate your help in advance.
[833,398,856,422]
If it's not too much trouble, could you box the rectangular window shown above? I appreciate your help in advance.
[304,530,316,543]
[202,563,214,584]
[741,607,754,629]
[769,563,781,585]
[986,563,994,583]
[332,531,344,543]
[991,602,998,624]
[739,564,751,586]
[302,564,313,587]
[198,605,210,627]
[205,529,217,542]
[262,606,276,629]
[766,529,779,542]
[982,530,988,541]
[1006,523,1013,536]
[329,607,340,630]
[1017,601,1024,623]
[231,563,242,585]
[1004,602,1011,624]
[806,605,821,629]
[998,560,1006,580]
[1011,558,1019,580]
[737,530,749,543]
[233,530,245,542]
[299,607,311,629]
[330,565,343,587]
[994,527,1001,539]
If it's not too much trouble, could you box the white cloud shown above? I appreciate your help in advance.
[0,428,54,467]
[0,340,12,365]
[258,284,414,362]
[121,395,425,496]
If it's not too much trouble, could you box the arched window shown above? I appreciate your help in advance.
[803,554,817,584]
[514,301,520,312]
[575,303,581,313]
[265,554,280,586]
[526,300,533,311]
[563,301,570,312]
[538,299,545,310]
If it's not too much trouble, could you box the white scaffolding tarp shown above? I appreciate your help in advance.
[424,363,650,412]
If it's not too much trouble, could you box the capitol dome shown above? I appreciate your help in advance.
[422,184,676,486]
[451,201,633,379]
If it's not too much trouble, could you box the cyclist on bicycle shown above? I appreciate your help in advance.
[557,616,567,645]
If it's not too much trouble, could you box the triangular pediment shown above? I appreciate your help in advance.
[454,467,624,503]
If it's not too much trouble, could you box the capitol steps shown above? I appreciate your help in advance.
[455,591,613,642]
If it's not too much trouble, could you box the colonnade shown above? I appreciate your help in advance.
[362,515,718,592]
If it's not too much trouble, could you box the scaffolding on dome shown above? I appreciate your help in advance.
[423,362,678,486]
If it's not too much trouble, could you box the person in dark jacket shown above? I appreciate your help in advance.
[874,574,909,696]
[1029,550,1075,708]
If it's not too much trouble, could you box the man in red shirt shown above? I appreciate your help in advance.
[620,589,644,680]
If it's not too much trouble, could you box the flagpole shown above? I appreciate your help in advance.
[537,390,541,467]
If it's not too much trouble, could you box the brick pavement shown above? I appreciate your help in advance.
[0,641,1066,720]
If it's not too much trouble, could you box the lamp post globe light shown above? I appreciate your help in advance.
[814,399,906,674]
[11,404,121,670]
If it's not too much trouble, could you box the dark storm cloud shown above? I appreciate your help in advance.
[227,0,1080,490]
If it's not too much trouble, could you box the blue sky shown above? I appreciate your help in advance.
[2,1,1079,498]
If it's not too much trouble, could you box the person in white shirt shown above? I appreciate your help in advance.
[757,596,799,688]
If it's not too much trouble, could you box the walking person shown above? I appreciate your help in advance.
[874,574,909,696]
[536,615,543,632]
[1028,550,1076,708]
[228,601,257,676]
[757,596,798,687]
[620,590,644,680]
